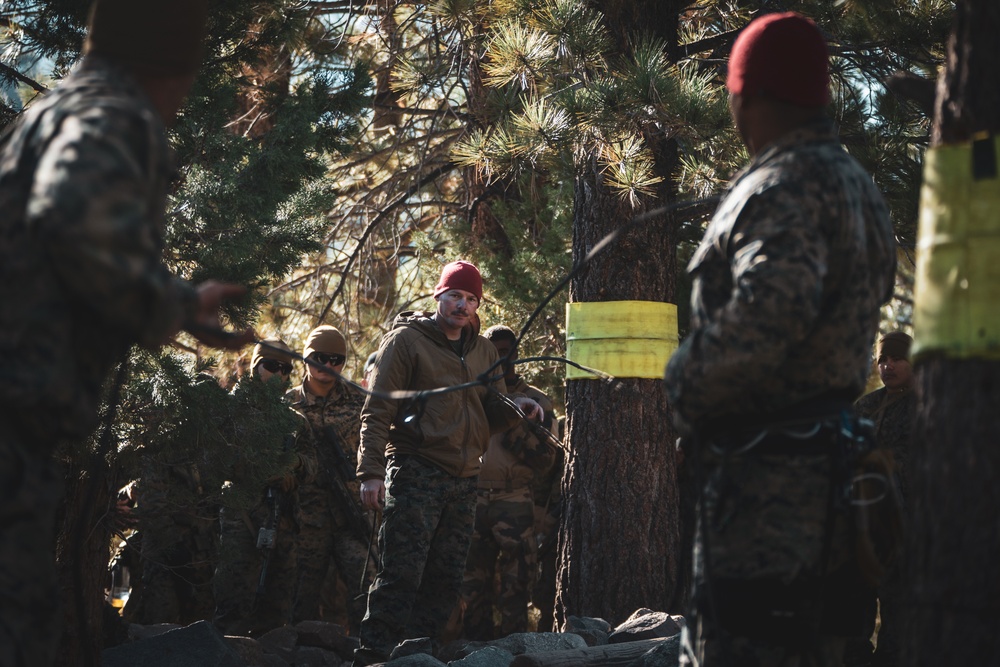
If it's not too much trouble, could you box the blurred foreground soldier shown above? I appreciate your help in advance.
[462,325,556,640]
[0,0,252,663]
[288,326,375,633]
[353,261,540,665]
[214,340,300,636]
[853,332,915,667]
[663,12,896,667]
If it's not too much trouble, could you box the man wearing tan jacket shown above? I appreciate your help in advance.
[354,261,540,665]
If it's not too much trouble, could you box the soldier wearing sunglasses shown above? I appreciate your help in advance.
[214,338,300,635]
[288,326,375,632]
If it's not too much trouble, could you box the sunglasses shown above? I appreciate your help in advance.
[259,359,292,375]
[311,352,346,367]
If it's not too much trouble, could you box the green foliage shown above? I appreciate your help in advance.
[117,351,299,513]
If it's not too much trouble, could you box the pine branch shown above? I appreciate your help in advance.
[0,62,48,94]
[316,161,456,323]
[678,27,741,58]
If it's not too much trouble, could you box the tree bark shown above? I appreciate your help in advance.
[557,154,680,627]
[907,1,1000,664]
[55,461,117,667]
[555,0,686,628]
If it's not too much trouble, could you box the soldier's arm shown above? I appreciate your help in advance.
[357,333,408,481]
[481,347,522,433]
[665,187,826,427]
[30,107,197,347]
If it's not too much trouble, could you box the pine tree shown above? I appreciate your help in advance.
[446,0,951,624]
[906,0,1000,662]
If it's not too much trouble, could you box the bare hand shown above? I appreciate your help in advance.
[514,396,542,422]
[360,478,386,511]
[185,281,255,350]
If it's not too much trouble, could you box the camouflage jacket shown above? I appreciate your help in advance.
[855,386,916,499]
[287,381,365,491]
[0,57,197,442]
[665,118,895,434]
[478,377,557,492]
[358,311,519,481]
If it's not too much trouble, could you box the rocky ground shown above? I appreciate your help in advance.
[101,609,684,667]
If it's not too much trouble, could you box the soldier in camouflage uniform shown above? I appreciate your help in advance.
[213,339,301,636]
[663,13,896,667]
[529,417,563,633]
[0,1,251,663]
[288,325,375,633]
[354,261,540,665]
[854,332,915,667]
[461,325,557,640]
[123,444,220,625]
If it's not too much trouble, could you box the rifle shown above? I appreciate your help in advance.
[254,485,282,602]
[320,425,381,574]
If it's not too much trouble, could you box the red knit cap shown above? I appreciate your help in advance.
[727,12,830,108]
[433,261,483,301]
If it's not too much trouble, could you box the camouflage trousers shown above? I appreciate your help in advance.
[530,503,558,633]
[0,430,63,667]
[124,506,218,625]
[461,487,535,640]
[294,481,375,633]
[681,435,872,667]
[357,455,477,661]
[213,501,297,636]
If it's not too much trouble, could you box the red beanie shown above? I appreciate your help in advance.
[727,12,830,108]
[433,261,483,301]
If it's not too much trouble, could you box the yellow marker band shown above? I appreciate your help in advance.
[565,301,678,379]
[913,135,1000,360]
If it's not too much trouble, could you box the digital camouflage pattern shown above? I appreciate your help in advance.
[123,461,218,625]
[0,58,198,665]
[213,495,298,636]
[665,118,895,434]
[356,313,519,662]
[854,386,915,666]
[666,118,895,667]
[855,387,915,501]
[359,455,477,661]
[0,57,197,443]
[287,381,374,630]
[462,488,536,639]
[462,378,556,639]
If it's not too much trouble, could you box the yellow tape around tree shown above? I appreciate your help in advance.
[913,133,1000,361]
[565,301,678,379]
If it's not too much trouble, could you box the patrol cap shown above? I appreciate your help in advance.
[303,325,347,359]
[84,0,209,76]
[877,332,912,363]
[250,338,295,371]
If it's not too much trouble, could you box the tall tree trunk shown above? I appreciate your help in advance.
[557,162,680,626]
[555,0,686,627]
[906,1,1000,663]
[55,461,116,667]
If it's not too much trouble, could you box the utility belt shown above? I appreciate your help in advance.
[692,399,901,641]
[698,395,867,465]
